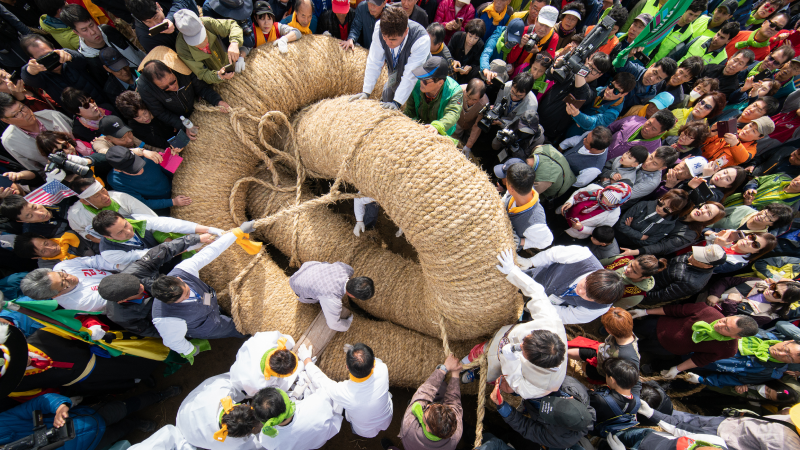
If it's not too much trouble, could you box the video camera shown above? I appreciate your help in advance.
[478,97,508,132]
[492,113,541,161]
[0,410,75,450]
[551,14,616,84]
[44,152,91,177]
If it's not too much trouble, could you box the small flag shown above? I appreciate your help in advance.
[24,180,76,206]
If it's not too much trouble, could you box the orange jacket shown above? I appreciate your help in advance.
[701,135,757,168]
[587,25,619,55]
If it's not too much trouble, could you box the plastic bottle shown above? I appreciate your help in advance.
[180,115,194,130]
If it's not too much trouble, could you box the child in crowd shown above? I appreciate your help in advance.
[588,225,619,260]
[600,146,648,186]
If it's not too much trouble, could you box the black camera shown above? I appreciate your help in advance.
[0,410,75,450]
[45,152,91,177]
[239,19,252,36]
[522,33,542,54]
[478,97,508,132]
[551,15,616,84]
[495,127,516,148]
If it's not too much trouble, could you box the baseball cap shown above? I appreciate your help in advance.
[634,13,653,27]
[253,0,275,16]
[537,5,558,27]
[539,396,593,431]
[717,0,738,15]
[506,18,525,45]
[174,9,207,47]
[518,111,541,136]
[649,92,674,110]
[106,145,146,174]
[562,9,582,20]
[493,158,527,179]
[99,46,128,72]
[684,156,708,177]
[751,116,775,136]
[692,244,727,266]
[412,56,450,80]
[332,0,350,14]
[98,273,143,302]
[98,115,132,139]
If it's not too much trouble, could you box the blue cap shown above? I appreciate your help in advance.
[506,19,526,45]
[494,158,527,179]
[649,92,675,110]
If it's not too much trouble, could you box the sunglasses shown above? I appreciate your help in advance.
[657,199,672,214]
[535,53,552,65]
[697,99,713,110]
[606,83,621,95]
[741,234,762,249]
[766,20,783,30]
[767,283,782,299]
[79,98,96,110]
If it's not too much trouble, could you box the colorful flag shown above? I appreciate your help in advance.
[612,0,693,68]
[24,180,76,205]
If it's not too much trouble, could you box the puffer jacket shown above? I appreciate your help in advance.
[643,253,714,305]
[0,394,105,450]
[137,70,223,131]
[636,220,699,257]
[615,200,679,249]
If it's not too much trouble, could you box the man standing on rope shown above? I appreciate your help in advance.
[460,250,567,401]
[289,261,374,332]
[348,5,431,110]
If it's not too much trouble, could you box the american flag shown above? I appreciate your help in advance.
[24,180,76,206]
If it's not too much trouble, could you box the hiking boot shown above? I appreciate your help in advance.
[461,368,477,384]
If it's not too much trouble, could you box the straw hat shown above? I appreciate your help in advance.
[138,46,192,76]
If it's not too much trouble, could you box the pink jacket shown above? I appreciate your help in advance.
[435,0,475,44]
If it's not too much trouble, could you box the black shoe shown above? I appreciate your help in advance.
[141,375,156,388]
[134,419,156,433]
[381,438,395,450]
[640,363,656,376]
[159,385,182,401]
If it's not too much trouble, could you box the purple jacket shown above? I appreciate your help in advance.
[606,116,663,161]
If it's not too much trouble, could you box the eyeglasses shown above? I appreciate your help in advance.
[697,99,714,110]
[606,83,621,95]
[57,271,71,291]
[587,63,600,76]
[421,78,437,85]
[3,103,29,120]
[535,53,552,66]
[766,20,783,30]
[657,199,672,214]
[79,98,95,110]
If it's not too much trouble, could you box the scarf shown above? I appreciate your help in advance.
[735,31,771,49]
[746,11,766,27]
[691,320,734,343]
[75,141,93,156]
[483,3,508,25]
[255,23,280,46]
[532,74,548,93]
[570,182,632,217]
[261,389,296,437]
[78,29,111,58]
[433,42,445,55]
[213,396,242,442]
[738,336,782,362]
[41,232,81,261]
[677,437,723,450]
[349,365,374,382]
[232,228,263,255]
[507,190,540,214]
[628,126,664,142]
[411,402,443,442]
[288,13,312,35]
[260,337,298,379]
[82,198,120,215]
[77,109,108,131]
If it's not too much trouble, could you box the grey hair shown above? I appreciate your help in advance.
[21,268,59,300]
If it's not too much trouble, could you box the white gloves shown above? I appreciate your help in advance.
[240,220,256,234]
[380,101,400,110]
[46,168,66,182]
[515,254,533,269]
[274,36,289,53]
[462,146,471,157]
[629,309,648,319]
[349,92,369,102]
[659,421,677,436]
[637,399,654,418]
[395,228,404,237]
[235,56,245,73]
[207,227,224,236]
[353,221,365,237]
[685,372,702,384]
[88,325,106,341]
[661,366,680,379]
[297,343,313,361]
[606,434,625,450]
[495,249,517,275]
[66,154,91,165]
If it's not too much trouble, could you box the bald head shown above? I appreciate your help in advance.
[295,0,314,27]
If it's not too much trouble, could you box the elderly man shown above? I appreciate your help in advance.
[280,0,318,34]
[606,110,676,160]
[0,194,72,239]
[740,45,795,84]
[456,78,488,156]
[138,59,230,140]
[289,261,374,332]
[510,0,548,27]
[404,56,463,136]
[349,5,430,109]
[174,9,246,84]
[304,343,393,438]
[726,11,789,61]
[699,49,754,98]
[341,0,385,49]
[480,7,559,79]
[0,92,72,173]
[67,177,157,243]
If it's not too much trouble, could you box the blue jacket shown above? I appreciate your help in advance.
[477,6,512,42]
[583,0,604,27]
[0,394,106,450]
[347,1,378,48]
[616,59,662,113]
[107,159,173,211]
[480,26,505,71]
[567,86,624,137]
[699,332,789,388]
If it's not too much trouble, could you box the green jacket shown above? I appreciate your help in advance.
[621,0,664,33]
[678,35,728,65]
[531,144,577,199]
[405,77,463,136]
[39,14,79,50]
[175,17,244,85]
[650,20,704,65]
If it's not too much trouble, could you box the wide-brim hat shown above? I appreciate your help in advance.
[207,0,253,21]
[139,46,193,76]
[0,324,29,398]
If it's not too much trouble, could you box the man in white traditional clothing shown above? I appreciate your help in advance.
[128,424,196,450]
[460,249,567,400]
[303,342,393,438]
[229,331,311,401]
[254,386,343,450]
[176,373,260,450]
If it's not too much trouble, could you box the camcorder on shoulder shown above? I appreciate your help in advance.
[478,97,508,132]
[45,152,92,178]
[551,14,616,84]
[0,410,75,450]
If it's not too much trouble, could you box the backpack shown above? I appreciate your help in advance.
[592,387,640,436]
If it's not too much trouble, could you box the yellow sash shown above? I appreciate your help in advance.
[288,13,312,35]
[232,228,263,255]
[484,4,508,25]
[349,366,374,382]
[42,232,81,261]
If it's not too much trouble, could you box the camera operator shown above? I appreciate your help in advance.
[491,110,545,161]
[202,0,257,49]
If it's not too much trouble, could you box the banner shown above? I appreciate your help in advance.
[612,0,694,68]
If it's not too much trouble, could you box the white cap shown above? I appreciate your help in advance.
[684,156,708,177]
[537,6,559,27]
[174,9,207,46]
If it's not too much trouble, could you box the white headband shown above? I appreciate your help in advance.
[78,181,103,199]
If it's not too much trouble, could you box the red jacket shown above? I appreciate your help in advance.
[657,303,738,368]
[434,0,475,44]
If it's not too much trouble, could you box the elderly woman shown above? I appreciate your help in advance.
[666,92,726,137]
[705,229,777,273]
[706,277,800,326]
[712,203,794,233]
[668,121,711,156]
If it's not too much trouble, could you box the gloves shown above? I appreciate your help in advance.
[348,92,369,102]
[380,101,400,110]
[88,325,106,341]
[659,421,677,436]
[629,309,648,319]
[353,221,365,237]
[661,366,680,379]
[274,36,289,53]
[45,168,66,182]
[240,220,256,234]
[322,30,332,36]
[501,343,520,361]
[637,399,654,418]
[207,227,224,236]
[495,249,517,275]
[181,344,201,365]
[685,372,702,384]
[606,434,626,450]
[462,146,471,157]
[395,228,404,237]
[297,343,313,361]
[515,254,533,269]
[235,56,245,73]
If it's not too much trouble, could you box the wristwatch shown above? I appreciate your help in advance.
[437,364,448,373]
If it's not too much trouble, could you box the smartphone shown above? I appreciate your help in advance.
[717,118,737,138]
[564,94,586,109]
[35,51,61,71]
[223,63,235,73]
[456,17,463,24]
[634,51,651,66]
[148,21,170,35]
[167,129,190,149]
[0,175,13,189]
[732,231,746,241]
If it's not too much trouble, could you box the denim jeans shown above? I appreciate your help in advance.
[774,321,800,341]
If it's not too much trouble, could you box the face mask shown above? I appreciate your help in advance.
[757,384,768,398]
[689,90,702,100]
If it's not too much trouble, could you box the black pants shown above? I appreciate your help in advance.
[91,389,166,450]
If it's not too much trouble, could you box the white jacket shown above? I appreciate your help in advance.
[257,390,343,450]
[229,331,304,401]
